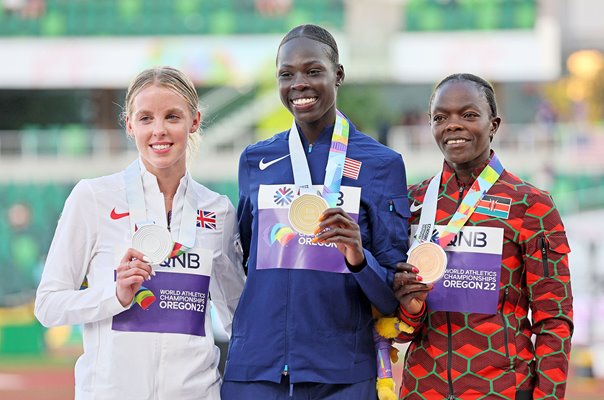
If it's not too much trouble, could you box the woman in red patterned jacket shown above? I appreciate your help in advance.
[392,73,573,399]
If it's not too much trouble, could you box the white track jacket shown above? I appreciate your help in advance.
[35,161,245,400]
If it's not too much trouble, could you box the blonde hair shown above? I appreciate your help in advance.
[122,66,201,157]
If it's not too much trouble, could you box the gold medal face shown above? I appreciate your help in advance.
[288,194,328,236]
[408,242,447,283]
[132,224,173,265]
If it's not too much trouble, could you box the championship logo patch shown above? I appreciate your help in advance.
[269,223,296,246]
[475,195,512,219]
[273,186,294,206]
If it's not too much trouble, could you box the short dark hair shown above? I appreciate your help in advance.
[430,73,498,118]
[278,24,339,65]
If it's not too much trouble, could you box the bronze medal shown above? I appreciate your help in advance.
[408,242,447,283]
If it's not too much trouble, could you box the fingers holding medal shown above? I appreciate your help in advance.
[312,207,365,267]
[115,248,154,307]
[394,261,434,314]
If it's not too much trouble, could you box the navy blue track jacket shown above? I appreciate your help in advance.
[223,119,410,384]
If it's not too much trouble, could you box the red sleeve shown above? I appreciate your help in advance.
[522,195,573,399]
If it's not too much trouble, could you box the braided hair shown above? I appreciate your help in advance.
[430,73,498,118]
[278,24,339,65]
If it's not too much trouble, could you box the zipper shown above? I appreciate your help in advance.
[539,236,549,277]
[500,286,511,362]
[282,269,291,376]
[388,200,394,212]
[457,185,465,208]
[446,313,455,399]
[308,143,313,153]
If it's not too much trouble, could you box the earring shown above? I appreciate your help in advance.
[335,82,341,87]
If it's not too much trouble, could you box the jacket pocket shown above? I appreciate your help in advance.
[537,232,570,278]
[389,196,411,247]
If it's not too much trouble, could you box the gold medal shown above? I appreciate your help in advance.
[408,242,447,283]
[132,224,173,265]
[288,194,328,236]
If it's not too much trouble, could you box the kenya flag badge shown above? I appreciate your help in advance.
[475,195,512,219]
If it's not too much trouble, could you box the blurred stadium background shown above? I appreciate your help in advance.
[0,0,603,398]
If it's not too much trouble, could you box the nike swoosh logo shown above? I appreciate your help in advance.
[409,202,423,212]
[110,208,130,220]
[259,154,290,170]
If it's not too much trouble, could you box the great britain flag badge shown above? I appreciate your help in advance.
[475,195,512,219]
[197,210,217,230]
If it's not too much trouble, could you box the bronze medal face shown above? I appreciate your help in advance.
[288,194,328,236]
[132,224,173,265]
[408,242,447,283]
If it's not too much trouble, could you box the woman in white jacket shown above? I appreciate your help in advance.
[34,66,245,400]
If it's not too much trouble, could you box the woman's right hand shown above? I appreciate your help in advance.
[115,248,154,307]
[393,262,433,315]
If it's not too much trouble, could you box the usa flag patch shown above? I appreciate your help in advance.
[343,157,362,180]
[197,210,217,230]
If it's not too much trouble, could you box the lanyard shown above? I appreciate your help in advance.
[288,110,350,207]
[411,154,504,252]
[124,160,197,258]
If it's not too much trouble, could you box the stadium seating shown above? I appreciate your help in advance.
[404,0,536,31]
[0,0,345,36]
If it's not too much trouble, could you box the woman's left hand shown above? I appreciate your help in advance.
[313,207,365,268]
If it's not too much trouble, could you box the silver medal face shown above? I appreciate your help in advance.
[132,224,172,265]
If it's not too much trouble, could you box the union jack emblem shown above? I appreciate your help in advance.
[274,187,294,206]
[197,210,217,230]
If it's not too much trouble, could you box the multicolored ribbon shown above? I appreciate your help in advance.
[288,110,350,207]
[437,155,504,247]
[322,112,350,207]
[411,154,504,252]
[169,242,188,259]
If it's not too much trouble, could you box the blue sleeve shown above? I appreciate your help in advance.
[353,153,410,315]
[236,149,252,272]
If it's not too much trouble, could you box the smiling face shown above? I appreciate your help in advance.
[276,36,344,137]
[430,80,500,180]
[126,84,200,178]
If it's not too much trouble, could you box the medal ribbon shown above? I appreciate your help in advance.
[124,160,197,258]
[288,110,350,207]
[411,154,504,252]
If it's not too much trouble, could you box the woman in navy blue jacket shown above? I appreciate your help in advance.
[221,24,410,399]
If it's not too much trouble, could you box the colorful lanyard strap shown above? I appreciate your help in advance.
[288,110,350,207]
[124,160,197,258]
[411,154,504,252]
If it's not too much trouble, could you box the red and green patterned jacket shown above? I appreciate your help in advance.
[397,154,573,400]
